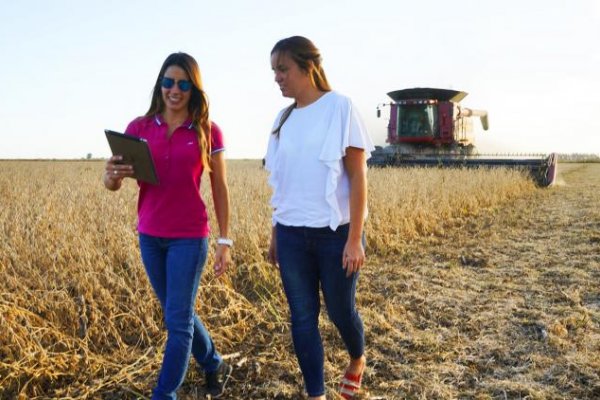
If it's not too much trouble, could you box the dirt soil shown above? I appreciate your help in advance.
[357,163,600,399]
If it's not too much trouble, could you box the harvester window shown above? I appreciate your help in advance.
[398,105,437,138]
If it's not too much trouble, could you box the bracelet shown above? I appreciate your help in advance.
[217,237,233,247]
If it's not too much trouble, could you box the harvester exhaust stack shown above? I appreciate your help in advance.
[369,87,557,187]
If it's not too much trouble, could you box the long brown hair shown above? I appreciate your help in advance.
[146,52,212,171]
[271,36,332,136]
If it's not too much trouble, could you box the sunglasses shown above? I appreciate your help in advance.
[161,77,193,92]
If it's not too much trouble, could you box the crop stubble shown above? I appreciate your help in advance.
[0,160,598,399]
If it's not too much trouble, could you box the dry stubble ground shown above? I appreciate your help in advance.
[1,161,599,399]
[359,163,600,399]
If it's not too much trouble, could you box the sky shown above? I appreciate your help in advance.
[1,0,599,159]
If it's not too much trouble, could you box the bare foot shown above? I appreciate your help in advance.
[346,355,366,377]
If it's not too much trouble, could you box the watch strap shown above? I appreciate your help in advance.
[217,237,233,247]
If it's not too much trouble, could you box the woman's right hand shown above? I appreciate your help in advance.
[103,155,134,191]
[268,226,278,267]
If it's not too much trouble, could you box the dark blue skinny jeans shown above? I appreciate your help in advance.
[139,233,222,400]
[275,223,365,397]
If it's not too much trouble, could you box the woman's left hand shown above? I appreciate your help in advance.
[342,239,365,277]
[213,244,230,277]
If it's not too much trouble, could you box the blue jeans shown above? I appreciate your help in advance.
[275,223,365,397]
[139,234,222,400]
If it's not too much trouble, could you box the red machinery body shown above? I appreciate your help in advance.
[382,88,487,153]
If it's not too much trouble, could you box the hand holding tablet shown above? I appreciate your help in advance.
[104,130,159,185]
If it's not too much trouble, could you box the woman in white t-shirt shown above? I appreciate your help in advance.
[265,36,375,400]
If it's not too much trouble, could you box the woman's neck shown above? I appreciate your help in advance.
[295,86,326,108]
[162,110,189,129]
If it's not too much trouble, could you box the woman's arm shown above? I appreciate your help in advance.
[342,146,368,277]
[268,224,278,267]
[209,150,231,277]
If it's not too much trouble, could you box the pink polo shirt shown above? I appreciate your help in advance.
[125,115,225,238]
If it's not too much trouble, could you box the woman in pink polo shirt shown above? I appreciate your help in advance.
[103,52,233,399]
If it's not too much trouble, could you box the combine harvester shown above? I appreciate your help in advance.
[369,88,557,187]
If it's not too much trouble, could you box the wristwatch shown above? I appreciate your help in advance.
[217,237,233,247]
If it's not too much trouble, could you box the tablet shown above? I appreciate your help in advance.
[104,130,159,185]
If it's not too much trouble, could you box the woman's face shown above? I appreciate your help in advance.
[271,51,312,99]
[161,65,192,115]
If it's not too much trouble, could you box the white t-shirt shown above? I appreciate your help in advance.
[265,91,375,230]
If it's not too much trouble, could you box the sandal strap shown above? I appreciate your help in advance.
[340,370,363,399]
[340,371,364,399]
[341,378,361,388]
[340,386,359,397]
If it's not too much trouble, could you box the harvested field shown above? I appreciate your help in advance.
[0,160,598,399]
